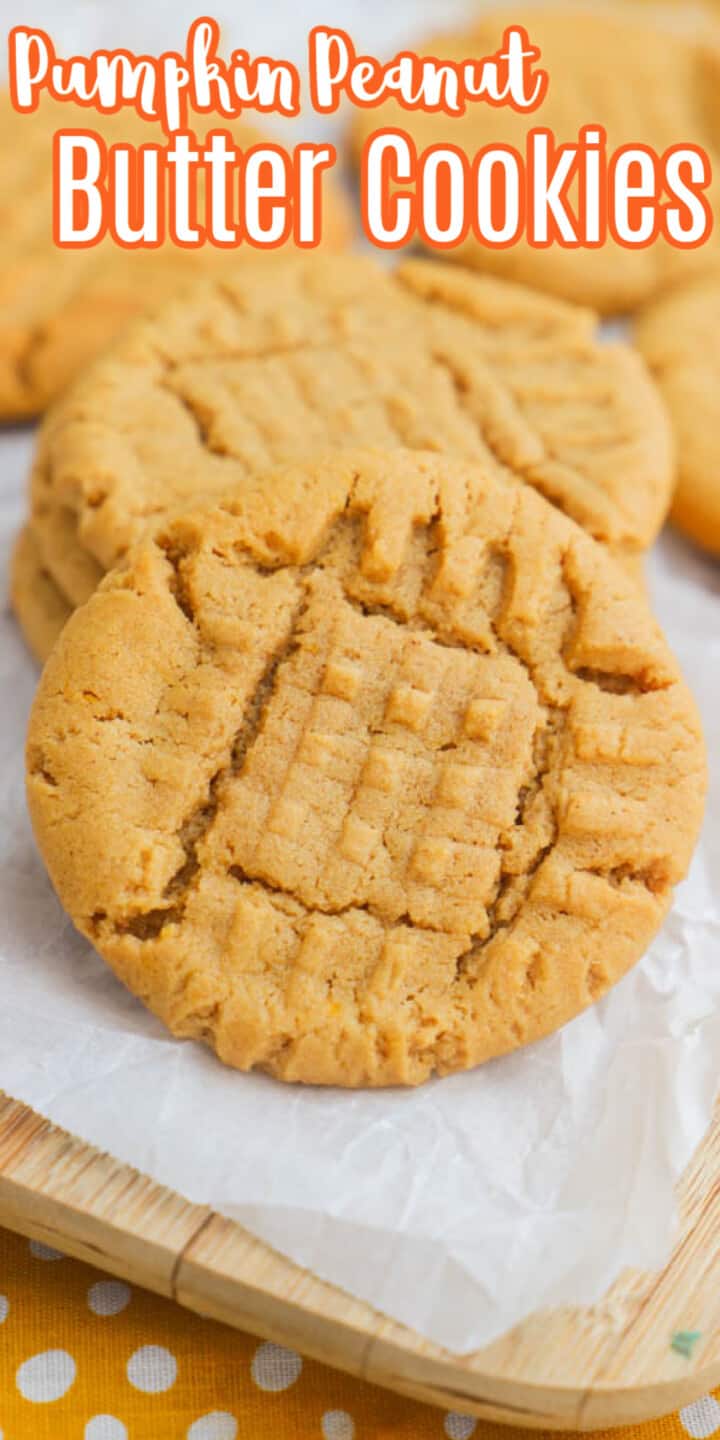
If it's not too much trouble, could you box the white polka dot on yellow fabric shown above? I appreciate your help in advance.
[680,1397,720,1438]
[87,1280,131,1316]
[16,1348,76,1402]
[250,1341,302,1392]
[444,1415,477,1440]
[0,1294,8,1324]
[84,1417,128,1440]
[127,1343,177,1393]
[28,1239,64,1261]
[321,1409,355,1440]
[187,1413,238,1439]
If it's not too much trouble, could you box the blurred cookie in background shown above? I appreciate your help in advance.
[636,275,720,556]
[351,5,720,314]
[0,96,352,420]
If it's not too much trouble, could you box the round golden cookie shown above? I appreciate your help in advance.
[29,254,672,619]
[0,95,351,419]
[351,6,720,313]
[10,525,72,664]
[26,450,706,1088]
[635,276,720,556]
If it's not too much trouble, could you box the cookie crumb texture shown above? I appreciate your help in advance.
[27,452,706,1086]
[30,256,671,621]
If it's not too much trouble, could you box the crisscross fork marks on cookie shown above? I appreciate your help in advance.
[26,451,706,1085]
[93,460,675,952]
[30,255,673,607]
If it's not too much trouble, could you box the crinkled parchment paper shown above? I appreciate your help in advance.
[1,426,718,1352]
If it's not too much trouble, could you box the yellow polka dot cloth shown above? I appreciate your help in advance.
[0,1225,717,1440]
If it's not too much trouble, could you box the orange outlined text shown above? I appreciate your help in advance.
[9,19,301,134]
[53,131,336,250]
[6,19,715,254]
[361,128,713,251]
[308,25,547,114]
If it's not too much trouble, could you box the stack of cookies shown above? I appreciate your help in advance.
[10,4,714,1088]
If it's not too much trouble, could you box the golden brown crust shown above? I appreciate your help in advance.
[635,276,720,555]
[0,95,352,420]
[26,501,104,611]
[27,450,706,1087]
[10,525,72,664]
[350,5,720,313]
[29,255,673,623]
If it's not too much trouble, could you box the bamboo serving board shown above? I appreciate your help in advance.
[0,1091,718,1431]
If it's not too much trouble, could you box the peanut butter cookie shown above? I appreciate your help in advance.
[27,255,671,635]
[26,450,706,1086]
[10,525,72,664]
[636,276,720,555]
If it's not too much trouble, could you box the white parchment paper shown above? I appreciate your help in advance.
[1,424,719,1353]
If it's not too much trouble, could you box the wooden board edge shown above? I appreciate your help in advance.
[1,1092,719,1431]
